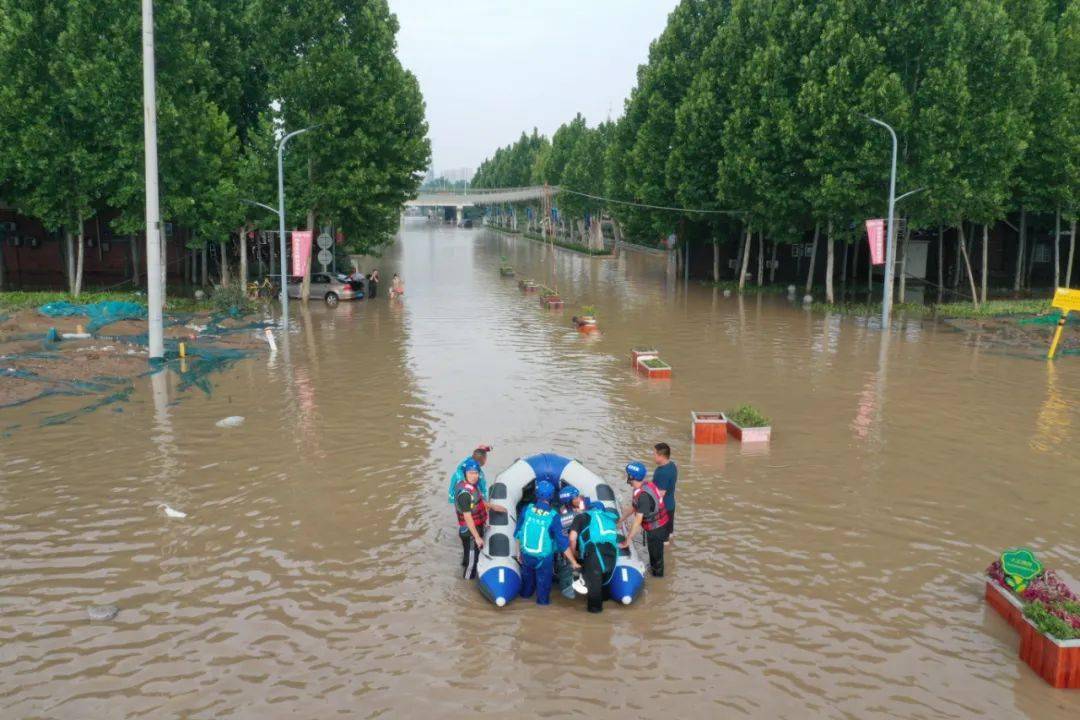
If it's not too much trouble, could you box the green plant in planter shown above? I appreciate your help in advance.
[580,305,596,318]
[539,285,558,298]
[641,357,670,369]
[729,404,770,428]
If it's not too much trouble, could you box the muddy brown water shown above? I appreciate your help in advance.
[2,218,1079,719]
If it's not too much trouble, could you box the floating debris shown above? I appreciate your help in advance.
[87,604,119,621]
[159,504,188,519]
[215,415,245,428]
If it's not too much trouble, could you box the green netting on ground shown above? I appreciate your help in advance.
[1017,311,1080,326]
[38,301,147,331]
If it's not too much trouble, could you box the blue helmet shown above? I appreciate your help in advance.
[586,499,606,511]
[536,480,555,500]
[462,458,481,474]
[558,485,579,505]
[625,461,647,482]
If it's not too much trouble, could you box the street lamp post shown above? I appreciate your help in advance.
[864,115,898,329]
[276,125,319,317]
[141,0,164,360]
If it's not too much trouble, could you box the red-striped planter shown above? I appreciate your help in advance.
[574,316,598,333]
[691,411,727,444]
[986,578,1080,688]
[518,279,537,293]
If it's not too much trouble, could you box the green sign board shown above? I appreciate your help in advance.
[1001,547,1043,592]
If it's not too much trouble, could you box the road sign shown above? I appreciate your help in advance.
[1051,287,1080,313]
[317,249,333,268]
[1048,288,1080,359]
[317,233,333,250]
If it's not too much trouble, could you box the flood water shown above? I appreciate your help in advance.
[2,218,1079,719]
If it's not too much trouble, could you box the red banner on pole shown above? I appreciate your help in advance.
[291,230,312,277]
[865,219,885,265]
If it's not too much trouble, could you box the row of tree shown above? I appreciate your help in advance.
[473,0,1079,304]
[0,0,430,297]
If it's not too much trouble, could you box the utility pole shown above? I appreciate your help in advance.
[141,0,164,360]
[864,115,898,329]
[276,125,319,317]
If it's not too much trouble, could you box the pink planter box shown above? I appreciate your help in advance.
[691,411,727,444]
[631,347,658,368]
[986,578,1080,688]
[727,418,772,443]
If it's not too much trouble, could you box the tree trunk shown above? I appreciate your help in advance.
[239,226,248,286]
[219,239,230,287]
[952,223,964,288]
[0,233,4,291]
[980,223,989,305]
[74,211,85,298]
[756,232,764,286]
[867,236,873,294]
[805,223,820,295]
[898,224,911,304]
[769,238,778,284]
[63,228,75,294]
[712,238,719,283]
[1067,218,1076,289]
[852,233,861,284]
[733,228,745,281]
[269,231,276,277]
[1053,206,1061,289]
[131,234,141,287]
[1026,227,1038,288]
[825,220,835,304]
[1014,206,1025,292]
[937,226,944,304]
[840,239,849,291]
[201,242,208,286]
[958,223,979,309]
[300,157,316,303]
[738,227,752,292]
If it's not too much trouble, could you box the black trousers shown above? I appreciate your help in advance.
[666,509,675,536]
[460,530,481,579]
[582,546,617,613]
[645,526,667,577]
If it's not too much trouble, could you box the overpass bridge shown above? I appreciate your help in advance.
[405,186,556,209]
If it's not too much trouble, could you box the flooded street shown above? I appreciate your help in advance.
[2,218,1079,719]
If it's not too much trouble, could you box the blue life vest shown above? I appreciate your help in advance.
[578,508,619,573]
[517,504,555,558]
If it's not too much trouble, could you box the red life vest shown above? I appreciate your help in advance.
[455,480,488,530]
[633,481,670,531]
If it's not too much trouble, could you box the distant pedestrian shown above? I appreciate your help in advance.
[652,442,678,543]
[389,273,404,299]
[369,269,380,298]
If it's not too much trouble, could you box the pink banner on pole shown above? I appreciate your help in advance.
[291,230,312,277]
[865,219,885,265]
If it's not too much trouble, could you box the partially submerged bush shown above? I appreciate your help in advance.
[729,404,770,428]
[210,284,255,315]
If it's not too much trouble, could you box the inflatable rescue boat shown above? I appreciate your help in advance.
[476,452,646,607]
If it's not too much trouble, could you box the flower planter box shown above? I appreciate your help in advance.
[541,295,564,309]
[691,411,728,444]
[574,316,598,333]
[637,357,671,379]
[986,577,1080,688]
[727,418,772,443]
[631,347,658,369]
[986,579,1026,631]
[500,267,515,277]
[518,280,537,293]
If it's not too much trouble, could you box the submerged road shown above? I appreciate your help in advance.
[1,217,1078,718]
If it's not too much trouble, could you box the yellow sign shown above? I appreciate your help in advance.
[1052,288,1080,313]
[1048,288,1077,359]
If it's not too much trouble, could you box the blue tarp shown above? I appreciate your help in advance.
[38,301,147,332]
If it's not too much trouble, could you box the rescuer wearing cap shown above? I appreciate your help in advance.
[620,461,670,577]
[447,445,492,504]
[515,480,578,605]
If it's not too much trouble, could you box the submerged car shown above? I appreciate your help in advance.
[285,273,358,306]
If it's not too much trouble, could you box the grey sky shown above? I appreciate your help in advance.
[388,0,680,177]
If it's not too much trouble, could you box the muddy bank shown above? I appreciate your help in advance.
[0,307,271,409]
[943,315,1079,355]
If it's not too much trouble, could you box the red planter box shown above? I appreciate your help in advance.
[541,296,564,309]
[518,279,537,292]
[986,578,1080,688]
[691,411,727,444]
[575,317,598,333]
[637,358,671,379]
[631,347,658,368]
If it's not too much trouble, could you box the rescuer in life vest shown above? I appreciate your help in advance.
[620,461,670,577]
[568,498,621,613]
[514,480,579,605]
[454,459,488,580]
[554,485,585,599]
